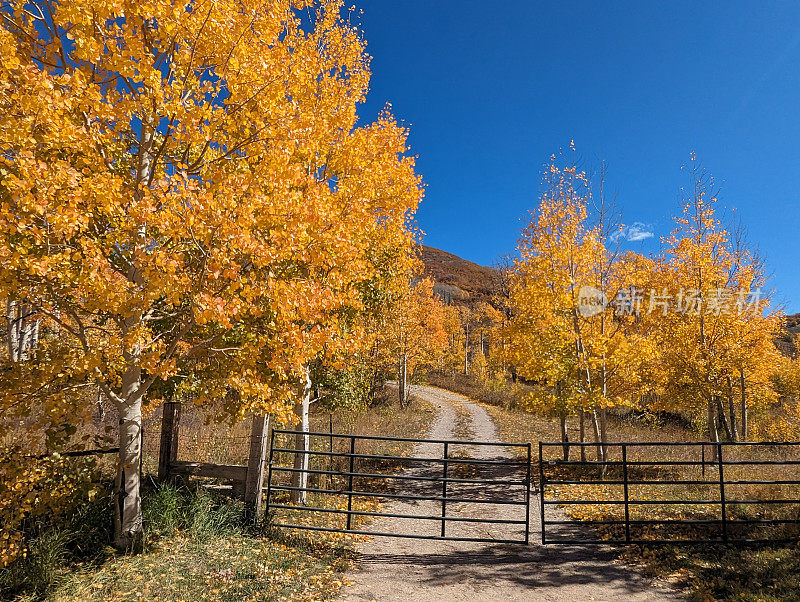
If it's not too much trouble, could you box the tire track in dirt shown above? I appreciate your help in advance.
[340,385,681,601]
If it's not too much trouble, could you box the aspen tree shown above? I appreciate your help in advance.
[0,0,421,549]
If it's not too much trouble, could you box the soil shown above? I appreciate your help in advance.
[340,385,682,602]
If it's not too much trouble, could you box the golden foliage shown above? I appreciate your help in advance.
[506,153,787,442]
[0,0,421,558]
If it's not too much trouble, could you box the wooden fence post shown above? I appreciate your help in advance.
[245,414,270,524]
[158,401,181,482]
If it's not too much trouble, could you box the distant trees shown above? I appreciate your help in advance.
[381,277,448,406]
[308,252,451,410]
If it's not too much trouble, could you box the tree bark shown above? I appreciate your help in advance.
[599,408,609,461]
[110,111,154,551]
[397,352,408,407]
[708,399,719,462]
[464,323,469,376]
[716,395,732,441]
[559,414,570,461]
[579,411,587,463]
[290,371,311,504]
[727,376,738,441]
[740,370,748,440]
[403,352,408,405]
[6,300,39,361]
[591,409,605,464]
[114,370,144,552]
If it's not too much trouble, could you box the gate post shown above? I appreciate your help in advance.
[245,414,270,524]
[346,436,356,530]
[265,428,276,524]
[525,443,532,545]
[622,444,631,543]
[158,401,181,482]
[539,441,547,544]
[441,442,449,537]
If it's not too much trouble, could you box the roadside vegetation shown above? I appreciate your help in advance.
[1,393,435,601]
[0,0,452,586]
[3,482,353,602]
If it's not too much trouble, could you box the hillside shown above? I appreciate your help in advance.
[420,248,799,346]
[419,246,499,306]
[780,313,800,357]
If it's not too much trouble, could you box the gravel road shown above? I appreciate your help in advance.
[340,385,682,602]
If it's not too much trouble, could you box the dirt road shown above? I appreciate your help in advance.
[340,385,681,602]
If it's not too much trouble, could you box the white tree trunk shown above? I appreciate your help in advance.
[290,370,311,504]
[111,112,153,551]
[114,369,144,551]
[464,325,469,375]
[579,411,587,463]
[599,408,608,462]
[397,348,409,407]
[591,410,604,463]
[402,352,408,406]
[6,300,39,361]
[740,370,748,440]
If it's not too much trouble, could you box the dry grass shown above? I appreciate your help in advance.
[49,522,353,602]
[483,401,800,543]
[452,402,474,440]
[139,388,437,474]
[5,392,437,602]
[266,392,437,539]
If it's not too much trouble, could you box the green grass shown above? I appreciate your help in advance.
[0,486,115,600]
[142,483,243,542]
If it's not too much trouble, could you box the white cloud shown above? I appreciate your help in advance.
[611,222,654,243]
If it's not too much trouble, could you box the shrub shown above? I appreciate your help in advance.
[0,484,112,599]
[142,483,243,542]
[0,451,101,569]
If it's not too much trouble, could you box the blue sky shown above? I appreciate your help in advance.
[355,1,800,313]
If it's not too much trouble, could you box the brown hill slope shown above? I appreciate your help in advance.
[781,313,800,357]
[419,246,499,305]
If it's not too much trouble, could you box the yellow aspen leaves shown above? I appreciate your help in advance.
[0,0,421,557]
[507,154,786,449]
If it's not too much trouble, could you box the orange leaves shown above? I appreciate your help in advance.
[379,275,448,374]
[508,156,615,414]
[0,453,101,568]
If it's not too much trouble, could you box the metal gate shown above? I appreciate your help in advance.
[539,441,800,545]
[266,430,532,544]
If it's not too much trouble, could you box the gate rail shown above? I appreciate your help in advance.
[540,441,800,545]
[267,430,532,544]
